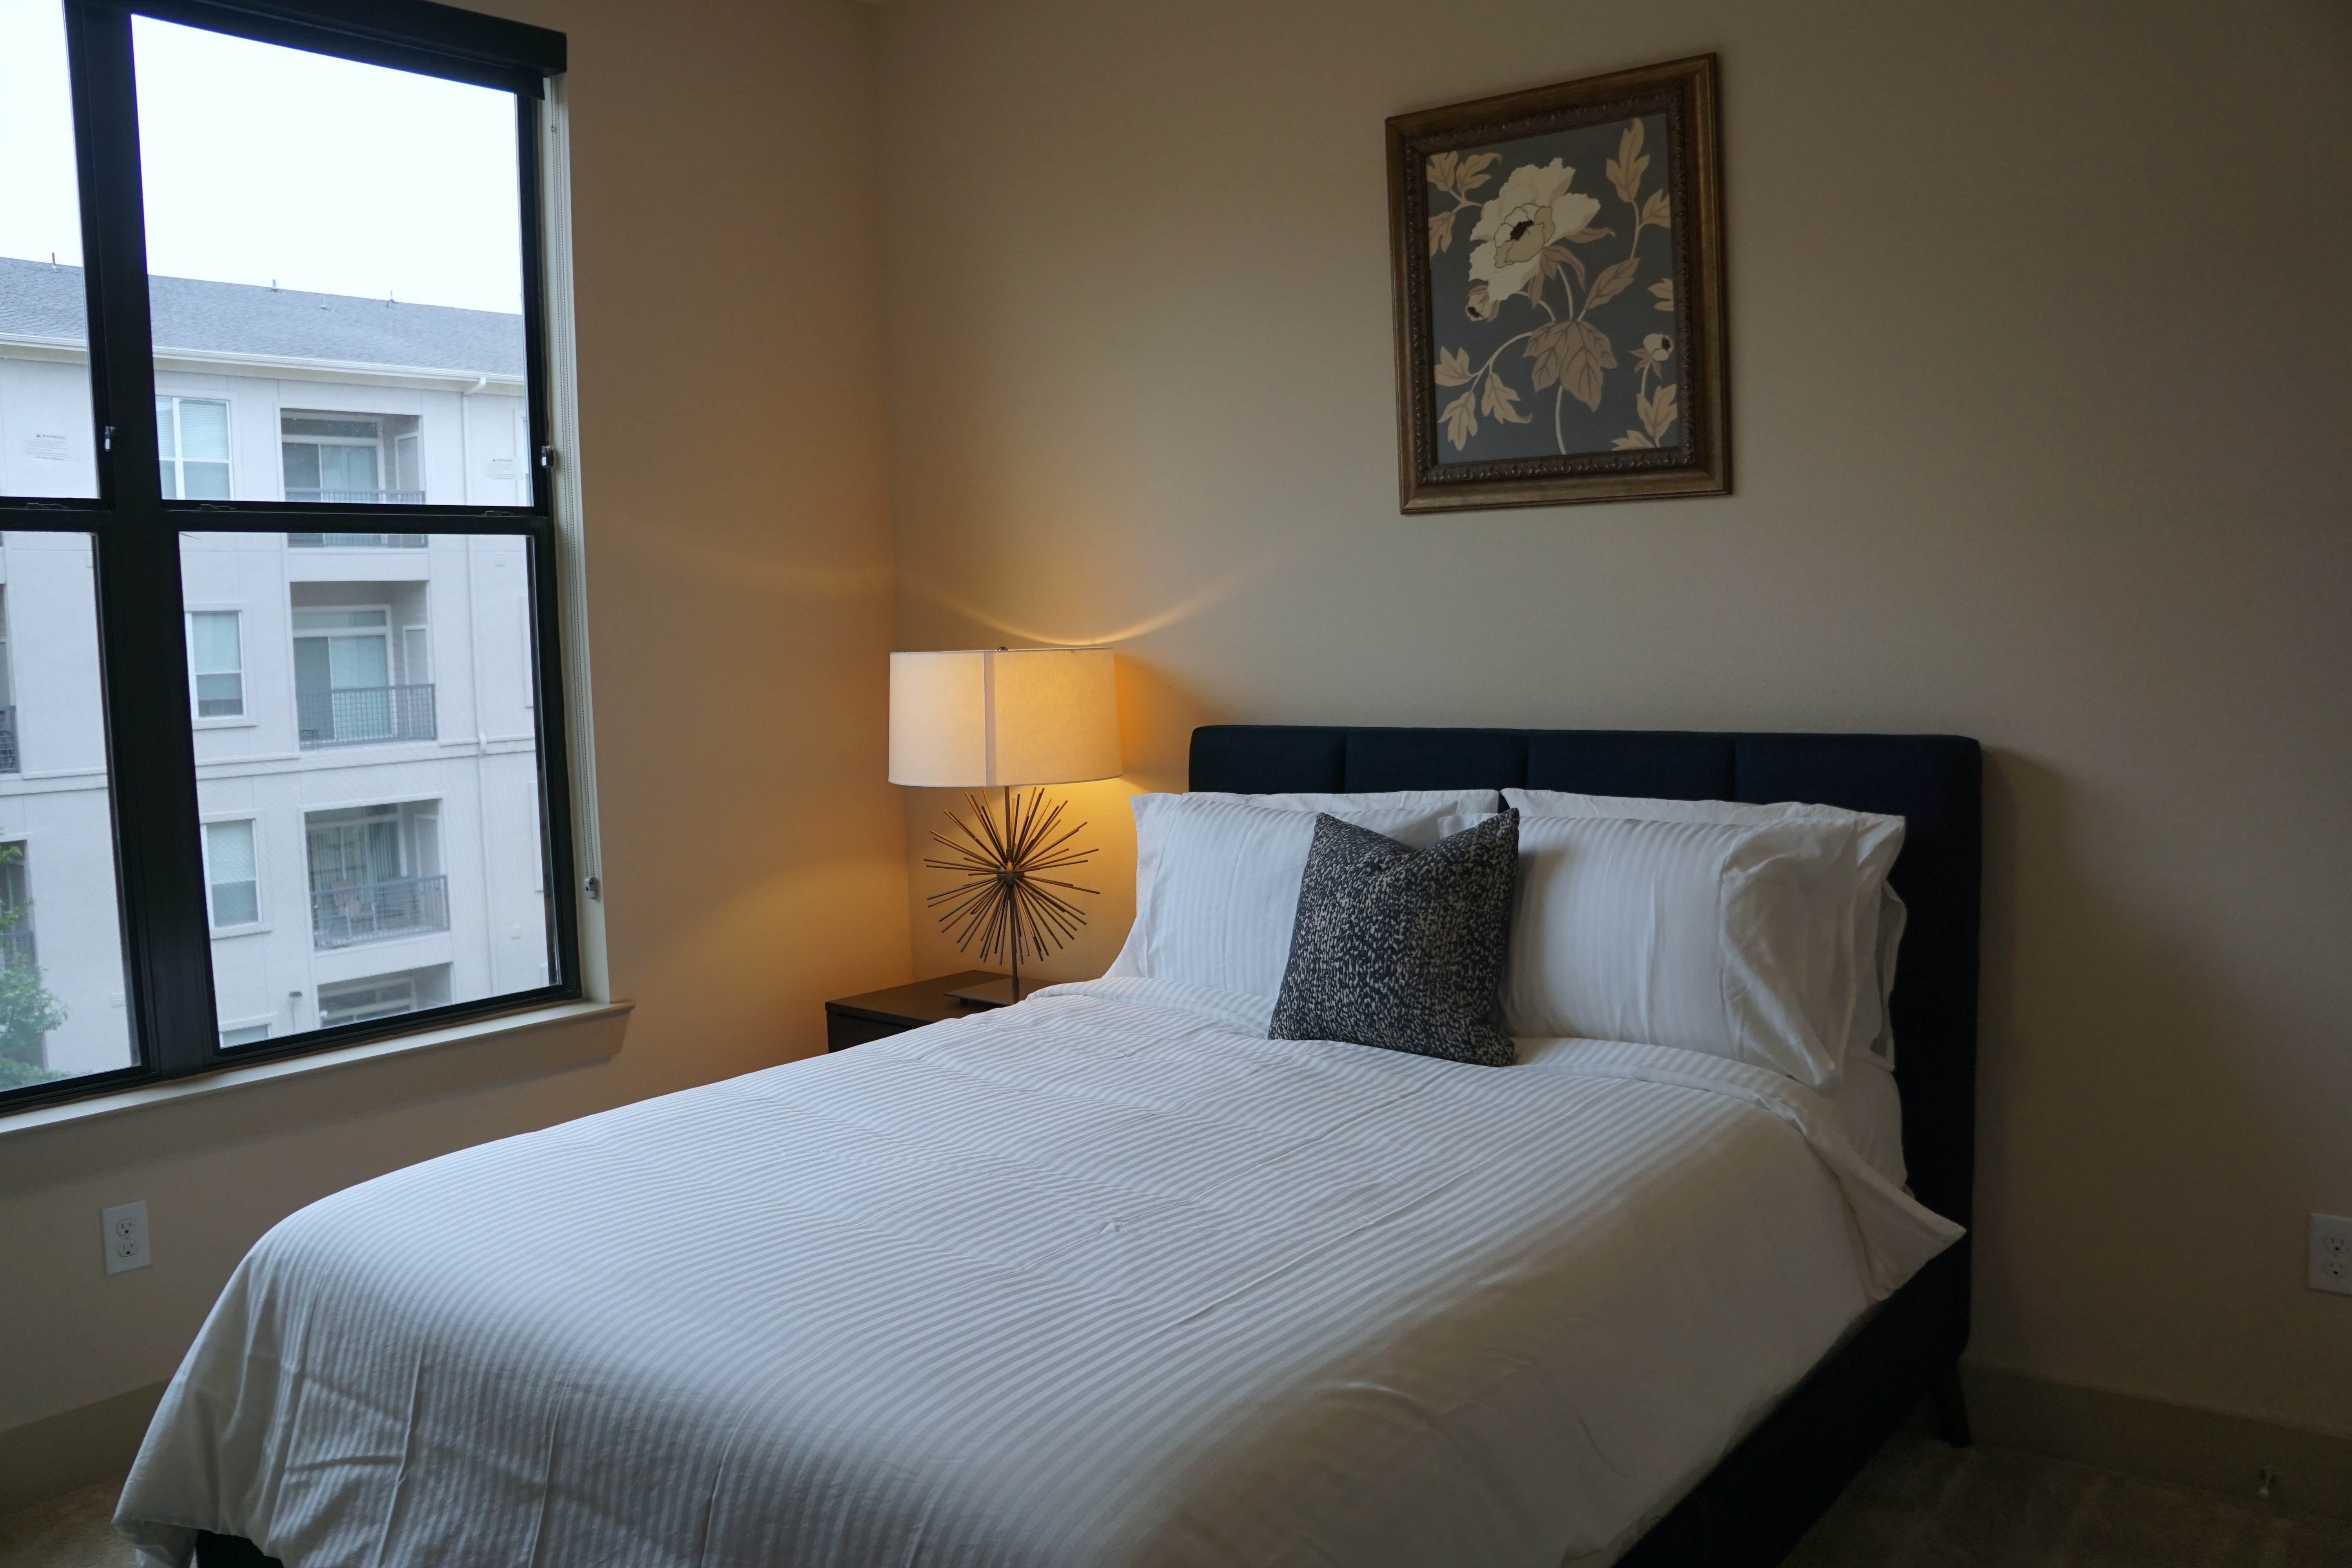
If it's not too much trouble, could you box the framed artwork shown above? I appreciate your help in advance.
[1387,54,1728,512]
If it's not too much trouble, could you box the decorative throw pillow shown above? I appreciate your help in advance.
[1269,810,1520,1067]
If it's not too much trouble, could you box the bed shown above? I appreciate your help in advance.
[127,724,1980,1568]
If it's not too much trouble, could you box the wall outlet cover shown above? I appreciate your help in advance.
[103,1199,149,1275]
[2309,1212,2352,1296]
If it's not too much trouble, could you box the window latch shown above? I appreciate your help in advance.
[538,445,554,470]
[583,875,600,900]
[102,424,114,451]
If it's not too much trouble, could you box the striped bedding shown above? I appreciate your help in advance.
[118,977,1961,1568]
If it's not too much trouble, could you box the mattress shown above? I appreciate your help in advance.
[118,978,1961,1568]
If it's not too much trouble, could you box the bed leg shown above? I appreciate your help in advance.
[1932,1366,1973,1448]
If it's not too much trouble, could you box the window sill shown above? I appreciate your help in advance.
[0,998,630,1195]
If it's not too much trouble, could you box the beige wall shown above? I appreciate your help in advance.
[880,0,2352,1438]
[0,0,909,1455]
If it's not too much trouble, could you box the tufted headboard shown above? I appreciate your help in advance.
[1189,725,1982,1230]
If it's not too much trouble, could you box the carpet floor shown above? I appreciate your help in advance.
[5,1431,2346,1566]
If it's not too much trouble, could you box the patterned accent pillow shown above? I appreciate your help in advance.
[1269,809,1520,1067]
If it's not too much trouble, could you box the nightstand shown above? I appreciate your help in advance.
[824,970,1008,1051]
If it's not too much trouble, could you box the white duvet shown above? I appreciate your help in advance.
[118,979,1960,1568]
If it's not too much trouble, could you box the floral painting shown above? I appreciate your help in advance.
[1426,117,1680,460]
[1387,58,1726,510]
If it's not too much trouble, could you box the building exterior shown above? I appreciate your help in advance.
[0,257,546,1080]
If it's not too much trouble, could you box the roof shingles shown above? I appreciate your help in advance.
[0,255,523,377]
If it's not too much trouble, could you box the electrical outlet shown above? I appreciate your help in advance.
[2310,1213,2352,1296]
[102,1200,149,1275]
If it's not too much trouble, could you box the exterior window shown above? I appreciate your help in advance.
[0,842,36,971]
[291,604,436,747]
[0,588,16,774]
[156,397,231,499]
[0,543,132,1093]
[1,0,574,1115]
[318,966,449,1027]
[187,610,244,717]
[281,414,421,503]
[305,803,447,949]
[287,534,426,549]
[203,820,260,928]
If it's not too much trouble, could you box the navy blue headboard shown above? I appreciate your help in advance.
[1190,726,1981,1230]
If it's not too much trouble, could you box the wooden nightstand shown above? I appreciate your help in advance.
[824,971,1008,1051]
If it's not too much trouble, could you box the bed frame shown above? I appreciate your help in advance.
[1191,724,1980,1568]
[199,723,1977,1568]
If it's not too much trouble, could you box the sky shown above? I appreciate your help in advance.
[0,0,524,316]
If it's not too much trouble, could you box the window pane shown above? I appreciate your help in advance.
[190,609,246,719]
[0,0,98,500]
[0,535,135,1095]
[195,673,243,717]
[134,18,532,506]
[182,532,552,1047]
[189,611,241,672]
[178,398,230,461]
[205,819,255,880]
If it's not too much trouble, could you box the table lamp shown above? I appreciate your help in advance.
[889,648,1120,1006]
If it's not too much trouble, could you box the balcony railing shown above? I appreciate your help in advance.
[0,706,15,773]
[287,532,428,548]
[296,684,436,749]
[310,873,449,949]
[283,491,426,507]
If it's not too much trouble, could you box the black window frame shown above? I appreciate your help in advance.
[0,0,577,1114]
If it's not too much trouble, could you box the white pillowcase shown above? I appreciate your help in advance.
[1503,789,1907,1074]
[1107,790,1500,1000]
[1472,790,1906,1087]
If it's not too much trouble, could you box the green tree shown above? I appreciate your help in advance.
[0,845,68,1090]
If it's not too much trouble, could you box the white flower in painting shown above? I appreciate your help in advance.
[1466,160,1602,306]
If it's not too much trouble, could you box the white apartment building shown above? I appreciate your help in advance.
[0,256,548,1078]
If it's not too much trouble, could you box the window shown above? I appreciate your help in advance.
[281,413,421,504]
[155,397,231,499]
[186,610,243,717]
[203,819,259,927]
[0,539,133,1093]
[0,588,16,773]
[0,0,574,1114]
[287,534,426,548]
[0,0,97,500]
[305,802,446,949]
[291,601,438,747]
[0,840,64,1089]
[0,841,35,969]
[319,965,448,1027]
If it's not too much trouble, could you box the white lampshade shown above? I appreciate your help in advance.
[889,648,1121,788]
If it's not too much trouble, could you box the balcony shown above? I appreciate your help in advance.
[287,531,428,547]
[0,705,15,773]
[297,684,436,750]
[311,873,449,949]
[283,492,426,508]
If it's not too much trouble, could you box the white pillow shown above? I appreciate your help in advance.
[1504,789,1906,1072]
[1108,790,1499,999]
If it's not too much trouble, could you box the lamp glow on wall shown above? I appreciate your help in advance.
[889,648,1120,1005]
